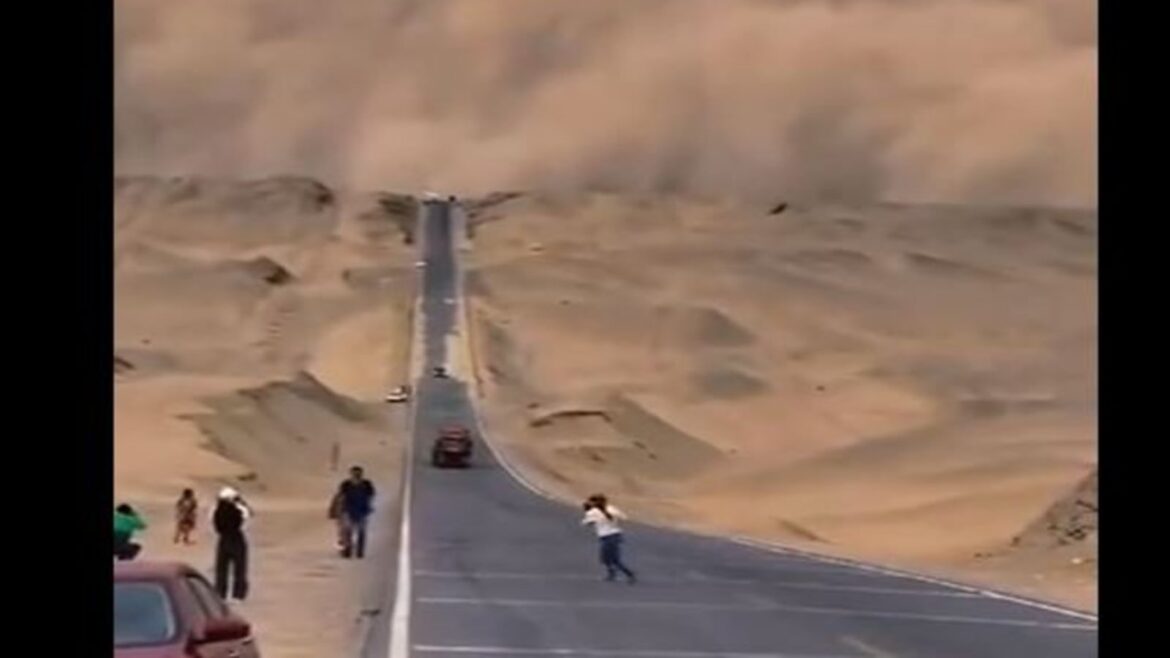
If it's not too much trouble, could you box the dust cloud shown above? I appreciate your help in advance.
[115,0,1097,206]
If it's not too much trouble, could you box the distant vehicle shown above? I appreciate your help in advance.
[422,191,442,203]
[385,385,411,403]
[432,366,448,379]
[414,260,426,268]
[432,424,473,468]
[115,561,260,658]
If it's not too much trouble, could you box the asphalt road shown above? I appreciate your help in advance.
[375,200,1098,658]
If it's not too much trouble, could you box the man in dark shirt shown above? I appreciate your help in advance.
[337,466,375,558]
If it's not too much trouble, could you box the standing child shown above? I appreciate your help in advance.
[174,488,198,545]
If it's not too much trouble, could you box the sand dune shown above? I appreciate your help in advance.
[114,176,415,655]
[114,176,1096,629]
[464,192,1097,609]
[114,0,1096,640]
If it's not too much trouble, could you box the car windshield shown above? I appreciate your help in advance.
[115,582,177,647]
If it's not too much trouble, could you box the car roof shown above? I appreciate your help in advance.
[114,561,198,581]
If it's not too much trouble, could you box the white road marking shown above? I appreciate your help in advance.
[839,636,900,658]
[414,646,861,658]
[388,204,428,658]
[460,368,1099,625]
[388,402,416,658]
[439,203,1097,644]
[415,597,1097,631]
[730,537,1099,623]
[412,570,978,598]
[444,290,1095,623]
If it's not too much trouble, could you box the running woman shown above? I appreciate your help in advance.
[581,493,637,584]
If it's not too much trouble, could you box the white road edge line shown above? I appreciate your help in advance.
[728,537,1098,623]
[388,355,417,658]
[448,200,1098,628]
[839,636,899,658]
[415,597,1097,631]
[450,206,562,506]
[469,398,1099,624]
[388,202,428,658]
[448,221,1097,624]
[413,645,860,657]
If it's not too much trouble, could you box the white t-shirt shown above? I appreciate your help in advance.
[581,505,627,537]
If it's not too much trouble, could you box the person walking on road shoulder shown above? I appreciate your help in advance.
[212,487,250,601]
[114,503,146,561]
[336,466,375,559]
[581,493,637,584]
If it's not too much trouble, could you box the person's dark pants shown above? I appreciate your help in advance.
[341,513,369,559]
[214,534,249,600]
[599,533,636,582]
[114,535,141,561]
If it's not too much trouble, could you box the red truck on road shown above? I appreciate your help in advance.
[432,424,473,468]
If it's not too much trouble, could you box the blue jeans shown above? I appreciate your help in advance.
[599,533,635,581]
[342,514,369,558]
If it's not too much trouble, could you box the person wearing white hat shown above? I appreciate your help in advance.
[212,486,251,601]
[209,487,251,525]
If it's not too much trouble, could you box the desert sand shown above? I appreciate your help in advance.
[113,0,1097,647]
[462,192,1097,610]
[114,177,416,656]
[114,178,1097,658]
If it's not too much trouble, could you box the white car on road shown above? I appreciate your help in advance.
[421,191,457,204]
[385,385,411,403]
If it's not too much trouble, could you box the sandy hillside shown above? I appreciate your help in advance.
[114,176,416,656]
[462,192,1097,610]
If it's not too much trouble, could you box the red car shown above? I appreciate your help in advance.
[431,424,474,468]
[114,561,261,658]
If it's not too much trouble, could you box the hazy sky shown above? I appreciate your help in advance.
[115,0,1097,206]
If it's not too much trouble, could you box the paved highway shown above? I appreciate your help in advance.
[366,200,1097,658]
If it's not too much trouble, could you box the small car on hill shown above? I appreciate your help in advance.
[385,385,411,403]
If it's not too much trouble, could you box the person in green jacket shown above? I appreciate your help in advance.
[114,503,146,561]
